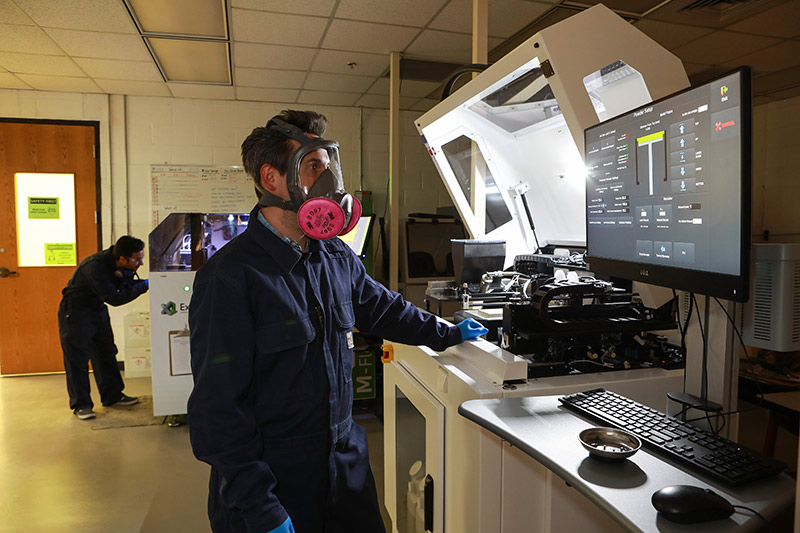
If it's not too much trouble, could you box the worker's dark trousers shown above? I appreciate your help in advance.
[58,299,125,410]
[208,422,386,533]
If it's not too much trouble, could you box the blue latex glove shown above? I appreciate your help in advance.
[458,318,488,342]
[267,517,295,533]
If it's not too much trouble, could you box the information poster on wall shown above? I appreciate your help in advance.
[150,165,254,228]
[28,197,59,219]
[44,243,76,265]
[15,173,76,267]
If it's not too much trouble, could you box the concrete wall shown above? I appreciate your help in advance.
[0,88,453,358]
[2,87,799,358]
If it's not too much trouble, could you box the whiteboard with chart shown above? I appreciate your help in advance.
[150,165,256,227]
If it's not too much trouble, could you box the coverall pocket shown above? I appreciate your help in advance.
[332,301,356,384]
[254,315,317,403]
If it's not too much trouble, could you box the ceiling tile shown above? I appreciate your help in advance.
[400,96,422,109]
[685,65,735,86]
[724,0,800,38]
[404,30,474,64]
[304,72,374,93]
[753,95,783,106]
[312,50,388,77]
[576,0,665,15]
[14,0,137,33]
[235,67,306,88]
[234,43,318,70]
[44,29,151,60]
[231,0,337,16]
[0,24,62,54]
[670,30,780,65]
[15,73,101,92]
[0,71,31,88]
[752,65,800,93]
[354,93,420,109]
[722,40,800,74]
[355,93,387,108]
[429,0,554,39]
[94,78,171,96]
[767,85,800,100]
[232,9,328,46]
[73,57,163,81]
[399,79,441,98]
[0,52,84,76]
[0,0,33,25]
[681,61,715,77]
[632,19,714,51]
[297,90,360,107]
[335,0,447,27]
[236,87,299,102]
[167,83,236,99]
[409,98,439,112]
[368,77,389,95]
[322,20,418,54]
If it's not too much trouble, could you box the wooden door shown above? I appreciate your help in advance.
[0,121,99,375]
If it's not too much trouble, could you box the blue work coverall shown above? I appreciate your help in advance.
[188,207,462,533]
[58,246,148,410]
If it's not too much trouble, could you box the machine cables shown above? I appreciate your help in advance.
[679,296,767,431]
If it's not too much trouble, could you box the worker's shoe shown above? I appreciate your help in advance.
[109,394,139,407]
[74,407,96,420]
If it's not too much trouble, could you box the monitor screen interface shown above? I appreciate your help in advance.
[338,215,374,258]
[584,68,751,301]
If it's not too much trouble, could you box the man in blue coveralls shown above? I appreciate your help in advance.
[58,235,148,420]
[187,110,488,533]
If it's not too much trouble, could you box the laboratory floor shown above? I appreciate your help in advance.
[1,372,795,532]
[0,373,390,533]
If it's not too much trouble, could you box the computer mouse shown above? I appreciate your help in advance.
[651,484,735,523]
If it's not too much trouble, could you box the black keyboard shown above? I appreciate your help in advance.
[559,388,786,487]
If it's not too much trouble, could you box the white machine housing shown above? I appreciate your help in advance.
[414,3,688,265]
[742,243,800,352]
[386,4,691,533]
[148,212,249,416]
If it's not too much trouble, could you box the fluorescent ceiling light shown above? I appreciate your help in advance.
[128,0,228,39]
[147,38,230,84]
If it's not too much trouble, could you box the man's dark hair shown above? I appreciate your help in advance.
[113,236,145,259]
[241,109,328,194]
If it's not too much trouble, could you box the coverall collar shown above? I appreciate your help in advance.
[246,205,321,273]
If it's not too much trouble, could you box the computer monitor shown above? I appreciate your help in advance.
[584,67,751,302]
[338,214,375,258]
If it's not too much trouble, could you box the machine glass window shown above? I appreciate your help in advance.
[583,60,651,122]
[441,135,513,234]
[467,63,562,133]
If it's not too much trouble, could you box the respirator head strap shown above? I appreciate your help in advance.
[257,189,297,212]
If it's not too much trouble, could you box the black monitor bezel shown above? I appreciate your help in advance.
[346,214,376,258]
[584,67,752,302]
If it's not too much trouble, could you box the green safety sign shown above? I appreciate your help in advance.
[28,197,60,219]
[44,243,76,265]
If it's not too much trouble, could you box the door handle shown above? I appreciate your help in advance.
[0,267,18,278]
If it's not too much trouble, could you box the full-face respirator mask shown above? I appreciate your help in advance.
[257,117,361,240]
